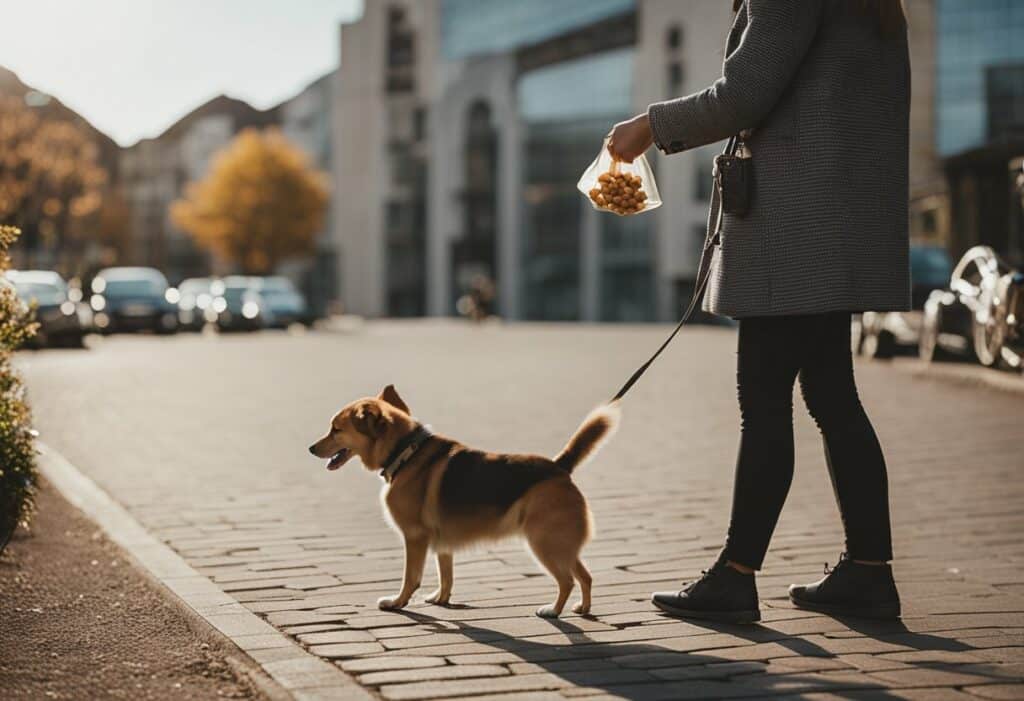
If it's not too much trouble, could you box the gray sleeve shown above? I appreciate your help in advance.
[647,0,822,154]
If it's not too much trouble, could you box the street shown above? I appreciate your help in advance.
[17,322,1024,700]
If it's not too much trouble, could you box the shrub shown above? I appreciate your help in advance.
[0,225,39,554]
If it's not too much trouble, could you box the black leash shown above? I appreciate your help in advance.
[610,152,729,403]
[610,237,716,402]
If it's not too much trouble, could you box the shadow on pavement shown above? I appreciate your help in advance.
[386,608,998,701]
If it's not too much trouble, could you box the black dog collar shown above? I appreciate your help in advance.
[380,424,433,482]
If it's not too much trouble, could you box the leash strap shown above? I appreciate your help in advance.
[610,147,730,403]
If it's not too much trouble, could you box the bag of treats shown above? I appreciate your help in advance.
[577,137,662,216]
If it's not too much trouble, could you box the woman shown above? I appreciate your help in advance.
[608,0,909,622]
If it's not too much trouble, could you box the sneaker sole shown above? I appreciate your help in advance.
[652,598,761,624]
[789,594,901,620]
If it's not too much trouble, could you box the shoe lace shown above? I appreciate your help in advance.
[679,563,723,594]
[823,551,850,575]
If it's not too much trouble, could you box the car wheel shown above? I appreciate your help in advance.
[972,299,1006,368]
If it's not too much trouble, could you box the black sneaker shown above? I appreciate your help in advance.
[789,553,901,620]
[652,558,761,624]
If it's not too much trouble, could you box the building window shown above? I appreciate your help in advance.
[666,25,683,51]
[413,107,426,142]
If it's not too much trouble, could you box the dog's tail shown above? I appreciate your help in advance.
[555,402,620,474]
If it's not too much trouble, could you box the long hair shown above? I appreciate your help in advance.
[732,0,907,37]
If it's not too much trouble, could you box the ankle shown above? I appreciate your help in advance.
[726,560,756,575]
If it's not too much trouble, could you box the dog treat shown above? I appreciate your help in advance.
[588,163,648,216]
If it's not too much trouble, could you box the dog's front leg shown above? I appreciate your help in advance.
[426,552,453,605]
[378,535,428,610]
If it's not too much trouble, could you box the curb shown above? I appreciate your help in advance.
[38,442,376,701]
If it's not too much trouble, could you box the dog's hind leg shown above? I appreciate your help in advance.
[527,533,577,618]
[426,552,453,605]
[379,535,428,610]
[571,559,592,615]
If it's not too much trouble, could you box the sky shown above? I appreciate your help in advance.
[1,0,364,146]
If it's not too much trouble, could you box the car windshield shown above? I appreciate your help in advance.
[103,278,163,297]
[224,285,254,304]
[910,247,953,287]
[259,278,295,296]
[14,281,65,303]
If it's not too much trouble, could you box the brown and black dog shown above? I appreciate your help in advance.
[309,385,618,618]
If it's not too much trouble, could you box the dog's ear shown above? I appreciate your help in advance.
[378,384,410,414]
[353,401,385,437]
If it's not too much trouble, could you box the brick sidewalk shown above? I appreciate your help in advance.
[20,322,1024,700]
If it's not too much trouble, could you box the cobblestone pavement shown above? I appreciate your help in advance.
[18,322,1024,701]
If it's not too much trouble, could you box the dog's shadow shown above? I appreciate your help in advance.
[384,608,985,701]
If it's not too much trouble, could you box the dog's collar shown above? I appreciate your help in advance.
[380,424,433,482]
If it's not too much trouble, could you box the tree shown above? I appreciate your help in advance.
[171,128,329,273]
[0,226,39,554]
[0,96,108,267]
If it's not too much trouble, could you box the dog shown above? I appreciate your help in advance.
[308,385,618,618]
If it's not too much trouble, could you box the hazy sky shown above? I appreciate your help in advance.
[2,0,364,146]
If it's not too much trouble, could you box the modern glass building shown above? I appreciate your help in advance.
[440,0,634,60]
[518,47,653,321]
[438,0,654,321]
[936,0,1024,156]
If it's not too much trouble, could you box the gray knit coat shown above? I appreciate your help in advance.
[648,0,911,318]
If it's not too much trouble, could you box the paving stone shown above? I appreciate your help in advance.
[309,642,387,659]
[357,664,510,686]
[962,684,1024,700]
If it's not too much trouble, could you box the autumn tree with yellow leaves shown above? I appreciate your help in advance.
[172,128,329,274]
[0,96,108,267]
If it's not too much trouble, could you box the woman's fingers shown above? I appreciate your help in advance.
[607,114,653,163]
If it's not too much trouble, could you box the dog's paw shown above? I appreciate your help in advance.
[377,596,407,611]
[572,602,590,615]
[425,591,450,606]
[535,605,562,618]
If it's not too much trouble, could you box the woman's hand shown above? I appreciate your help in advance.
[608,113,654,163]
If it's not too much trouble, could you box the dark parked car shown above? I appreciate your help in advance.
[6,270,91,348]
[91,267,178,334]
[217,276,265,332]
[254,276,310,328]
[854,244,954,358]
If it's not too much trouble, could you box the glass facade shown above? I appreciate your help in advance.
[936,0,1024,156]
[518,47,654,321]
[440,0,634,61]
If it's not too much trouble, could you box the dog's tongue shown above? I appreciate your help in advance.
[327,449,349,471]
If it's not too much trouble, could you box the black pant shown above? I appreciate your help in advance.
[723,312,893,570]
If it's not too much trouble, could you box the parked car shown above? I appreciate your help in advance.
[919,245,1024,370]
[217,276,265,332]
[6,270,91,348]
[253,276,310,328]
[90,267,178,334]
[177,277,226,331]
[854,244,954,358]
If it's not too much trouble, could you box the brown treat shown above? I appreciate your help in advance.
[598,173,611,183]
[623,186,634,196]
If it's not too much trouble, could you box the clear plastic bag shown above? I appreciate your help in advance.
[577,137,662,216]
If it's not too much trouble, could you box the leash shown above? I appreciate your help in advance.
[610,169,725,403]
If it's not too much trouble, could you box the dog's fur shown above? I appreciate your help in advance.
[309,385,618,617]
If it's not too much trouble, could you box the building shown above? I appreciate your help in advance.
[334,0,734,321]
[279,72,338,317]
[119,96,278,282]
[933,0,1024,265]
